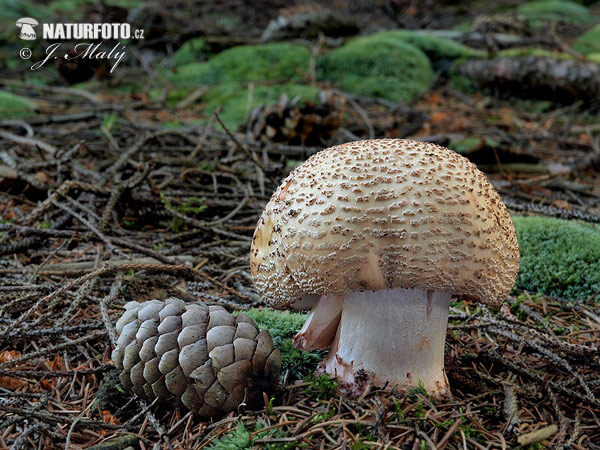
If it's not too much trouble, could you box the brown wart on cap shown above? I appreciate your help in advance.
[250,139,519,396]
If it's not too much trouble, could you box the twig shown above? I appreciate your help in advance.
[517,424,558,446]
[0,129,56,154]
[100,278,122,348]
[9,422,40,450]
[0,330,106,368]
[213,110,279,186]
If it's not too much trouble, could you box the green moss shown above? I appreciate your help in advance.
[244,308,323,381]
[517,1,594,25]
[244,308,307,347]
[0,0,50,21]
[370,30,485,62]
[587,53,600,64]
[168,43,311,87]
[447,71,479,94]
[147,87,194,107]
[172,38,208,67]
[203,82,320,131]
[573,24,600,55]
[496,47,576,60]
[49,0,93,15]
[513,216,600,300]
[0,91,37,118]
[316,36,434,102]
[104,0,143,8]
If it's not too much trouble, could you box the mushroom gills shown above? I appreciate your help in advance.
[316,288,452,396]
[293,294,344,350]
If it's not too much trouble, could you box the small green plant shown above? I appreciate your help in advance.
[152,241,166,251]
[121,219,139,230]
[305,374,338,401]
[209,420,302,450]
[459,423,482,440]
[102,112,118,132]
[413,397,426,418]
[390,398,407,423]
[311,407,336,424]
[350,424,376,442]
[160,194,207,232]
[409,380,429,398]
[435,418,455,429]
[256,421,308,450]
[525,442,545,450]
[37,221,51,229]
[207,422,252,450]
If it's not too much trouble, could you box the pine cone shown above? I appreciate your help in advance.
[246,93,342,146]
[112,298,280,417]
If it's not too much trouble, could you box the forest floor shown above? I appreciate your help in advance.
[1,0,600,449]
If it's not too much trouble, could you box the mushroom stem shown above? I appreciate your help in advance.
[317,288,452,396]
[293,294,343,351]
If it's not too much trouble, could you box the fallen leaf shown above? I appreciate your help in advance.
[0,350,20,362]
[101,409,121,425]
[552,199,571,210]
[0,351,26,390]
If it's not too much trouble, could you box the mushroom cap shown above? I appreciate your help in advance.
[250,139,519,307]
[16,17,38,26]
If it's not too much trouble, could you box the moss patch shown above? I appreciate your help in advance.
[49,0,93,15]
[243,308,322,381]
[202,82,320,131]
[587,53,600,64]
[0,91,37,118]
[573,24,600,55]
[172,38,208,67]
[104,0,143,8]
[168,43,311,87]
[517,1,594,25]
[513,216,600,300]
[496,47,576,60]
[369,30,485,63]
[316,36,434,102]
[0,0,50,21]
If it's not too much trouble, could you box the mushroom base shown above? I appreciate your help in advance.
[316,288,452,397]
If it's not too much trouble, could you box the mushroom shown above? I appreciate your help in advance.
[250,139,519,396]
[16,18,39,40]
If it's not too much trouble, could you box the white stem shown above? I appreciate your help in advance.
[293,294,343,350]
[319,288,451,396]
